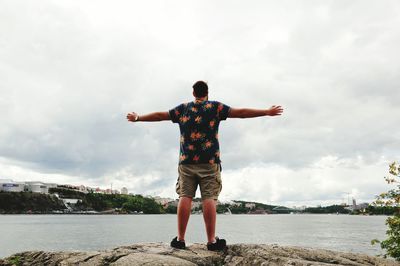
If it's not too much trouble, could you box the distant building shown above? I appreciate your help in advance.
[62,198,80,204]
[25,181,51,193]
[272,206,293,214]
[192,201,202,209]
[168,199,179,207]
[245,203,256,209]
[292,206,307,211]
[0,179,25,192]
[229,201,242,207]
[347,198,369,212]
[93,187,104,194]
[357,203,369,211]
[153,196,175,208]
[78,185,88,193]
[352,198,357,209]
[0,179,58,194]
[121,187,128,195]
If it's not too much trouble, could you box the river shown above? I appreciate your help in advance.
[0,214,388,258]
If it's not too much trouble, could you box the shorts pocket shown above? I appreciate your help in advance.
[215,174,222,194]
[175,176,181,195]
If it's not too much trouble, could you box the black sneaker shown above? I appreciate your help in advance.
[207,237,226,251]
[170,236,186,249]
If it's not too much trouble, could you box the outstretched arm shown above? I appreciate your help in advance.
[228,105,283,118]
[126,111,171,122]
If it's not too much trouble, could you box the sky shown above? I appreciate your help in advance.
[1,0,399,207]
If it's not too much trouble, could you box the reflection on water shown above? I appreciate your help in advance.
[0,214,387,258]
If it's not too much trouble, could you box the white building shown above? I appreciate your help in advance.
[245,203,256,209]
[78,185,88,193]
[121,187,128,195]
[153,196,174,205]
[25,181,49,193]
[47,183,58,189]
[228,201,242,207]
[26,181,57,193]
[62,198,80,204]
[0,179,25,192]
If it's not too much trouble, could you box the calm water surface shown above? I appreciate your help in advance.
[0,214,388,258]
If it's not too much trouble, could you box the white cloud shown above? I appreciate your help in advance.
[220,156,393,206]
[1,0,399,206]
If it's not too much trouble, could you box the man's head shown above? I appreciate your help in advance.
[193,81,208,99]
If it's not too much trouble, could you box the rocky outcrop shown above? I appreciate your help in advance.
[0,243,397,266]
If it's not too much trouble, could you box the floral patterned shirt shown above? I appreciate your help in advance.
[169,100,231,165]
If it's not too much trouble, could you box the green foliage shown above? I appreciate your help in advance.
[122,197,143,212]
[48,187,85,199]
[165,204,177,214]
[84,192,162,214]
[304,205,351,214]
[216,204,227,214]
[372,162,400,261]
[0,189,163,214]
[0,191,65,213]
[7,255,22,266]
[380,216,400,260]
[365,205,399,215]
[142,197,163,214]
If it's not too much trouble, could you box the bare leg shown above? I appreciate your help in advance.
[202,199,217,243]
[177,196,192,241]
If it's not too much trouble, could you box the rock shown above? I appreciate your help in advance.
[0,243,397,266]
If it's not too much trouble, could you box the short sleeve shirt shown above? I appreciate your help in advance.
[169,100,231,165]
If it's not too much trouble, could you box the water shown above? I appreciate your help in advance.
[0,214,388,258]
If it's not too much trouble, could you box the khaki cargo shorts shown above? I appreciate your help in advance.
[175,163,222,200]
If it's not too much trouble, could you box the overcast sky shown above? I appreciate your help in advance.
[1,1,399,207]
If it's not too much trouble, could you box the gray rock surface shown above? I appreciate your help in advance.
[0,243,398,266]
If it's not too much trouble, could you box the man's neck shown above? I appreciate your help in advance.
[194,96,208,103]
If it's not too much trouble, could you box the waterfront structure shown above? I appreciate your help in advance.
[0,179,25,192]
[25,181,57,193]
[0,179,57,194]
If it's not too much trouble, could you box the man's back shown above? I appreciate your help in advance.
[126,80,283,251]
[169,100,230,165]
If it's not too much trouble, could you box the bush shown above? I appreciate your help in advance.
[372,162,400,261]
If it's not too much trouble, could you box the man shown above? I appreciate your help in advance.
[126,81,283,251]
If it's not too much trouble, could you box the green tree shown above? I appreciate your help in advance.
[371,162,400,261]
[122,197,143,212]
[165,205,177,214]
[142,197,162,214]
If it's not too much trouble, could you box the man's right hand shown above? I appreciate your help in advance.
[126,112,139,122]
[266,105,283,116]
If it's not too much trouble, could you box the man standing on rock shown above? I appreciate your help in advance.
[127,81,283,251]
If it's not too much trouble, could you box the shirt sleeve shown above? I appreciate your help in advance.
[216,102,231,121]
[168,103,184,123]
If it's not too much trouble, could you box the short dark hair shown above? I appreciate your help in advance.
[193,81,208,98]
